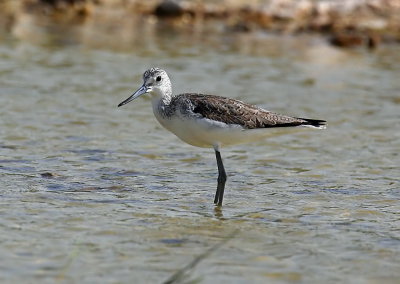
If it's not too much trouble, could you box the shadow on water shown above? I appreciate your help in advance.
[163,228,240,284]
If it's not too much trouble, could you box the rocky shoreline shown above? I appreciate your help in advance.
[1,0,400,48]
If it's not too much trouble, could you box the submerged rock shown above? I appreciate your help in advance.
[330,33,364,48]
[330,32,382,49]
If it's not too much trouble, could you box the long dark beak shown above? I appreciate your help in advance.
[118,84,148,107]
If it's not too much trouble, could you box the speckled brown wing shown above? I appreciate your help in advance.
[179,93,325,129]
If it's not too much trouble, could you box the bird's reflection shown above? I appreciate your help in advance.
[214,206,224,219]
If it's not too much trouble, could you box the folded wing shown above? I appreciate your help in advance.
[180,93,326,129]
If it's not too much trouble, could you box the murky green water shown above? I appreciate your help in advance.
[1,15,399,283]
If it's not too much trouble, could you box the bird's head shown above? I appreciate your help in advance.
[118,67,172,107]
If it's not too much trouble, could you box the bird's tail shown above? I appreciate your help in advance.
[299,118,327,129]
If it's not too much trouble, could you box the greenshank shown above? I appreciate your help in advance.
[118,67,326,206]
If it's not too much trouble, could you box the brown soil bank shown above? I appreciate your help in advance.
[2,0,400,48]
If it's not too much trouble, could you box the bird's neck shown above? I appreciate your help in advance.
[150,88,172,105]
[152,90,173,110]
[150,88,174,120]
[162,94,172,105]
[152,96,175,121]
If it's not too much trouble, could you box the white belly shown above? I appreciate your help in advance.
[153,107,279,149]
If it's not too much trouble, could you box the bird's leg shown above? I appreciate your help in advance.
[214,150,227,206]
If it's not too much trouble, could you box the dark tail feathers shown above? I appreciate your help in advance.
[299,118,327,129]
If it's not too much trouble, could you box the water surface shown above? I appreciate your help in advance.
[1,17,399,283]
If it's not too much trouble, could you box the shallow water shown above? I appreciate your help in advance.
[1,15,400,283]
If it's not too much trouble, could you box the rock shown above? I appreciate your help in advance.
[367,33,381,49]
[154,0,183,18]
[330,33,364,47]
[38,0,83,6]
[330,32,381,49]
[40,172,55,178]
[228,21,252,33]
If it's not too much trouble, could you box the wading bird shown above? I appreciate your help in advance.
[118,68,326,206]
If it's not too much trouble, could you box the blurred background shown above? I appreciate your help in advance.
[1,0,399,283]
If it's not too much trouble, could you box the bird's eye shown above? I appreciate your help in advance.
[156,76,162,82]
